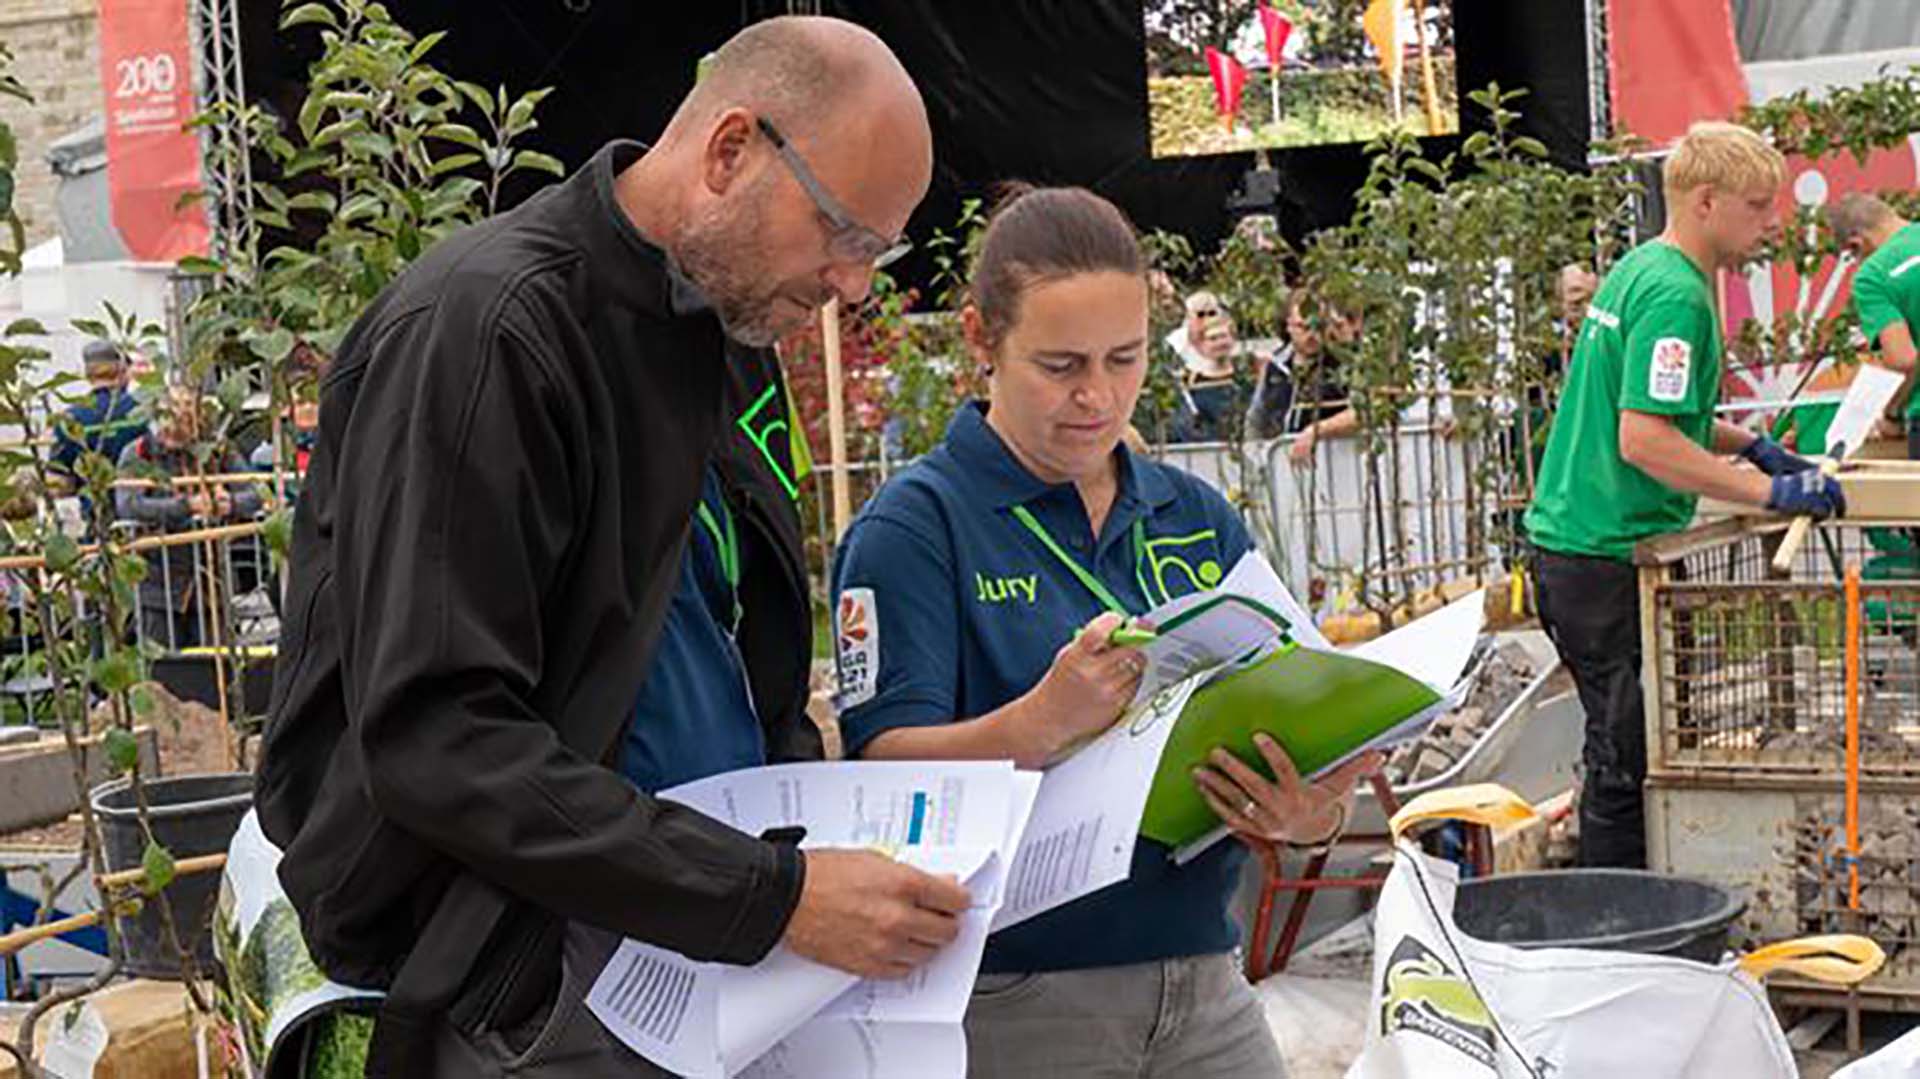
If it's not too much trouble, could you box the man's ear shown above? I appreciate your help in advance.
[700,108,756,196]
[1683,183,1716,225]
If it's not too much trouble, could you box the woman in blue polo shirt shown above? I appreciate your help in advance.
[832,186,1377,1078]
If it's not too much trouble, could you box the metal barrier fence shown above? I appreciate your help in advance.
[806,424,1507,609]
[0,475,277,729]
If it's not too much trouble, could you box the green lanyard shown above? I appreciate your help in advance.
[1009,505,1167,615]
[694,497,742,632]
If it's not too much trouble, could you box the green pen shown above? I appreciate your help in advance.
[1109,624,1159,647]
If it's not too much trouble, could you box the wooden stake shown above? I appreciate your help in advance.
[821,298,852,541]
[0,521,264,572]
[98,853,226,890]
[1770,454,1843,575]
[0,854,227,956]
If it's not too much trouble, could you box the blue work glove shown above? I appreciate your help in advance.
[1767,471,1846,519]
[1740,435,1817,477]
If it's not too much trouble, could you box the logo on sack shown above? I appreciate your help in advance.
[1649,337,1691,403]
[1380,937,1497,1068]
[834,589,878,708]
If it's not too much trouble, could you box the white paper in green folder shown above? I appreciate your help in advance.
[1149,588,1486,862]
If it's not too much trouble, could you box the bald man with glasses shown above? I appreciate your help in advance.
[256,17,968,1077]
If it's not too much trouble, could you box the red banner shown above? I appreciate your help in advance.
[1257,4,1293,70]
[98,0,208,262]
[1606,0,1748,148]
[1204,47,1246,129]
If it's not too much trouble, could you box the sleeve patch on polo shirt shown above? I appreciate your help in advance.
[834,588,879,708]
[1649,337,1690,403]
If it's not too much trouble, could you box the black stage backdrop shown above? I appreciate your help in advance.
[241,0,1592,288]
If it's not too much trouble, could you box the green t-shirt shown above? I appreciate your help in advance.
[1525,242,1723,561]
[1782,400,1841,457]
[1850,222,1920,418]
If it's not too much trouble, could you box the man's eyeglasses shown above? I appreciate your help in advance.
[756,116,910,271]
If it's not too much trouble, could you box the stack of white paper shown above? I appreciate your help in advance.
[587,761,1041,1078]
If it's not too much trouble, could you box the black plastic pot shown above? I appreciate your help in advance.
[91,772,254,980]
[1453,869,1746,963]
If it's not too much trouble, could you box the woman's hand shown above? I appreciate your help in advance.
[1018,611,1147,766]
[1192,735,1384,845]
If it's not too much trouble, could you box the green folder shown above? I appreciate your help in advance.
[1138,644,1444,849]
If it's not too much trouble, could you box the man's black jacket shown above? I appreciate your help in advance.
[256,143,817,1019]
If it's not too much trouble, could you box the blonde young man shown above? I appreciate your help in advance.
[1524,123,1844,868]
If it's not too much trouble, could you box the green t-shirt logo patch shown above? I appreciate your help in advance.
[1649,337,1691,402]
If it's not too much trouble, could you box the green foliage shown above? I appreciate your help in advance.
[1302,0,1369,67]
[1204,217,1292,339]
[1741,67,1920,164]
[1731,70,1920,410]
[142,839,177,894]
[105,727,143,774]
[1293,84,1641,612]
[1150,56,1460,157]
[184,0,556,388]
[1144,0,1262,76]
[925,196,986,311]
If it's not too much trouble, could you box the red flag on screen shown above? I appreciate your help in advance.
[1204,47,1247,129]
[1258,4,1293,69]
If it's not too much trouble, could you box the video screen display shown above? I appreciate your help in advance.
[1146,0,1460,157]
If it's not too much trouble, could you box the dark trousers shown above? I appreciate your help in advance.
[1533,549,1648,868]
[421,922,674,1078]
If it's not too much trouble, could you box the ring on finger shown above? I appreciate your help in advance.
[1240,798,1259,819]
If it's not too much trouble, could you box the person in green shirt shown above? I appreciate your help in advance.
[1831,193,1920,456]
[1524,122,1844,868]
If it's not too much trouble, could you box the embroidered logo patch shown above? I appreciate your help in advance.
[834,589,878,708]
[1649,337,1691,403]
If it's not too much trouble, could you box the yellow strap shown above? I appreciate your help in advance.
[781,375,814,485]
[1389,784,1538,841]
[1736,935,1885,984]
[1509,564,1526,618]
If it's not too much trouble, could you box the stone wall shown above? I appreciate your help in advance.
[0,1,101,247]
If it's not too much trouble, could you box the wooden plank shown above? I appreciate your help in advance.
[1633,517,1772,567]
[1829,471,1920,519]
[1785,1008,1841,1051]
[1698,471,1920,525]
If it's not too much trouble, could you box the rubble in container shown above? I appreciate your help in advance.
[1784,800,1920,963]
[1382,637,1535,786]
